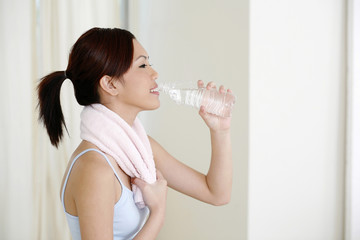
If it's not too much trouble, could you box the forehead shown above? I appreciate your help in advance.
[133,39,148,59]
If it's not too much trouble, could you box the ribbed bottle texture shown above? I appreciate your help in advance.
[157,82,236,117]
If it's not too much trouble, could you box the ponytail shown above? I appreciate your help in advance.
[37,71,68,148]
[37,28,136,147]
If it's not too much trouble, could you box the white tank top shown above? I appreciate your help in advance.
[61,148,149,240]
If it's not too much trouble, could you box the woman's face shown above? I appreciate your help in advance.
[116,39,160,112]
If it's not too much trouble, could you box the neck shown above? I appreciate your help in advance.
[101,102,139,126]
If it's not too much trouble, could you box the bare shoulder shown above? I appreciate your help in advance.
[67,143,119,207]
[61,141,121,217]
[65,144,119,237]
[75,150,114,176]
[72,150,116,195]
[62,142,114,190]
[70,141,114,179]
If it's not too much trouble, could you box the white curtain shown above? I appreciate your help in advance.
[0,0,123,239]
[0,0,35,239]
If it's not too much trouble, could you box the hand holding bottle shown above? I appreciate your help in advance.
[197,80,233,133]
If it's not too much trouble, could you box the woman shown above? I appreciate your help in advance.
[37,27,232,240]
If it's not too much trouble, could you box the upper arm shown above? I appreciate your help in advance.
[72,153,117,240]
[149,136,215,204]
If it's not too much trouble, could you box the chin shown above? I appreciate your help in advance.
[149,103,160,110]
[143,102,160,111]
[152,99,161,109]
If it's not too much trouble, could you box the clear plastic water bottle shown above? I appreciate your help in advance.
[157,82,236,117]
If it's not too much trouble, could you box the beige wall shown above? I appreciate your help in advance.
[129,0,347,239]
[129,1,249,239]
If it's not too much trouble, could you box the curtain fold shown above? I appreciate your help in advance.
[0,0,35,239]
[33,1,122,239]
[0,0,125,239]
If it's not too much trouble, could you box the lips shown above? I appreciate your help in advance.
[150,85,159,95]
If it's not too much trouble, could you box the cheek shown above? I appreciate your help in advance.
[122,68,141,83]
[121,86,148,103]
[123,74,147,90]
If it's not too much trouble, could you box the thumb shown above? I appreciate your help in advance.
[199,106,210,121]
[132,177,147,190]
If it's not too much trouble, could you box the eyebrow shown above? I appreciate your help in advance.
[135,55,149,61]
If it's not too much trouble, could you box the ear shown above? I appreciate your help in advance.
[99,75,118,96]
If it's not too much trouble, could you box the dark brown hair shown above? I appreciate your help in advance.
[37,27,135,147]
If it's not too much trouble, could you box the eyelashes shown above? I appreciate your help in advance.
[139,64,153,68]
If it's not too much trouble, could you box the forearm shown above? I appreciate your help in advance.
[133,210,165,240]
[206,129,233,205]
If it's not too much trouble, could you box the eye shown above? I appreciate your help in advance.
[139,64,153,68]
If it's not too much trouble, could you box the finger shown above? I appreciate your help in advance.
[199,106,211,120]
[219,85,225,93]
[197,80,204,88]
[206,82,216,90]
[132,177,147,190]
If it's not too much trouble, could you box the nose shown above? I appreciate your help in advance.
[151,66,159,80]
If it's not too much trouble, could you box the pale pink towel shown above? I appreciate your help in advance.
[80,104,156,209]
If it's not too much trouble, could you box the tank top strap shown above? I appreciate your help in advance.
[61,148,125,211]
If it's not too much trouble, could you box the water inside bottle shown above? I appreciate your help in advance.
[167,89,181,104]
[166,88,203,108]
[157,82,236,117]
